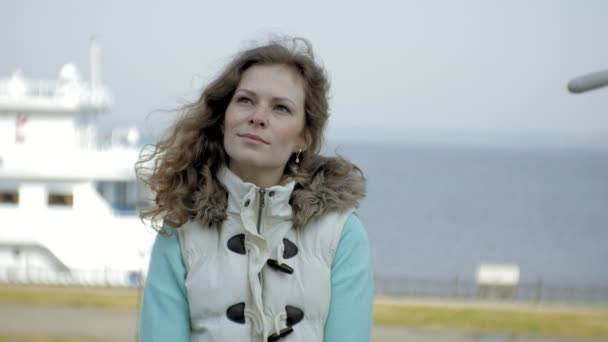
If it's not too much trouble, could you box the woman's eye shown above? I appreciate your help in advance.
[275,105,291,113]
[237,96,251,104]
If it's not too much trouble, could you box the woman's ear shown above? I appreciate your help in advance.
[301,129,313,151]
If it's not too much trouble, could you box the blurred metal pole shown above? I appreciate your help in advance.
[568,70,608,94]
[535,278,543,303]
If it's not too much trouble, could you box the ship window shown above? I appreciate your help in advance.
[0,192,19,204]
[48,193,73,207]
[96,181,144,214]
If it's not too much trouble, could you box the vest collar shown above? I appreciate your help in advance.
[218,167,295,219]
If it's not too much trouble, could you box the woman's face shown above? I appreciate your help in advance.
[223,63,308,175]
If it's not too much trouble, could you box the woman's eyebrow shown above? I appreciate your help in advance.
[237,88,296,107]
[235,88,257,97]
[273,96,296,107]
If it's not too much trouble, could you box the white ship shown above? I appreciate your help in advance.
[0,39,155,286]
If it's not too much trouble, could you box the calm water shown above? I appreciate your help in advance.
[328,142,608,287]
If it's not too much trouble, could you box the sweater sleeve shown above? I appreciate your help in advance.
[139,227,190,342]
[324,213,374,342]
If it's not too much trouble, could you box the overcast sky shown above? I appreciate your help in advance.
[2,0,607,146]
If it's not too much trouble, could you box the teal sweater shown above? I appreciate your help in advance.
[139,214,374,341]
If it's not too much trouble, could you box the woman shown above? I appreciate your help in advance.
[137,37,373,342]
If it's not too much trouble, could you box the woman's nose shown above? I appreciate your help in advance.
[249,105,269,127]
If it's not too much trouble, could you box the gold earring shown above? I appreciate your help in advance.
[295,148,302,164]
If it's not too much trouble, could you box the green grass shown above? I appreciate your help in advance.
[0,285,140,311]
[374,303,608,339]
[0,336,100,342]
[2,285,608,339]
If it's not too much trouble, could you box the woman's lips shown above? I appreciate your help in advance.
[238,133,269,144]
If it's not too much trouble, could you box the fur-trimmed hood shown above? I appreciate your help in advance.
[198,156,366,229]
[289,156,366,228]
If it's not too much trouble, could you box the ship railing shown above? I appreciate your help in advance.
[2,268,606,305]
[0,267,144,288]
[0,77,109,107]
[375,274,608,306]
[0,78,65,98]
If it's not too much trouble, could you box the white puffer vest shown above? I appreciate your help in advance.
[177,168,353,342]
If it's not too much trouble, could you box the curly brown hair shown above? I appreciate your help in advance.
[136,37,334,231]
